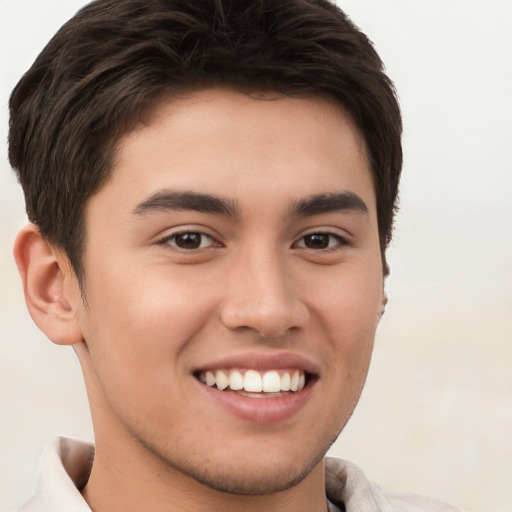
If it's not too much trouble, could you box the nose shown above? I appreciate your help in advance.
[219,249,308,338]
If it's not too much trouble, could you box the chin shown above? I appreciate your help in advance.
[143,425,342,496]
[182,453,324,496]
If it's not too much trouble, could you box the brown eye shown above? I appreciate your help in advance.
[303,234,331,249]
[163,232,216,250]
[175,232,202,249]
[295,233,346,250]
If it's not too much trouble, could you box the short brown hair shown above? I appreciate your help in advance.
[9,0,402,282]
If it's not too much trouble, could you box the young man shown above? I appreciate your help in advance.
[8,0,461,511]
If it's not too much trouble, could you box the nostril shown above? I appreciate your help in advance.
[220,306,308,339]
[219,272,309,337]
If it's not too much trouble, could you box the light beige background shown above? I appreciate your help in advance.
[1,1,511,511]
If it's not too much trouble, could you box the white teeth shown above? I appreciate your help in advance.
[244,370,263,392]
[290,370,300,391]
[280,372,291,391]
[262,371,281,392]
[205,371,215,387]
[298,372,306,390]
[200,369,307,394]
[215,370,229,390]
[229,370,244,391]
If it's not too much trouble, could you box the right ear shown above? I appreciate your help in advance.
[13,224,84,346]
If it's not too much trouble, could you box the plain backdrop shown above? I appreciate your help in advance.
[1,1,511,511]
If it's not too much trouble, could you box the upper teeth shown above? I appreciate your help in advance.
[200,369,306,393]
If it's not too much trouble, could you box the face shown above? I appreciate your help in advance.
[73,88,384,494]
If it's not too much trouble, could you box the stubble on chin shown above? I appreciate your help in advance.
[131,423,343,496]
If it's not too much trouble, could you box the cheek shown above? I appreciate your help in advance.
[312,263,382,372]
[78,264,219,383]
[313,263,383,329]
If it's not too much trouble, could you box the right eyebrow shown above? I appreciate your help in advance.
[132,190,240,218]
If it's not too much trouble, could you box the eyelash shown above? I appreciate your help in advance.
[158,231,220,251]
[293,232,349,251]
[158,230,348,252]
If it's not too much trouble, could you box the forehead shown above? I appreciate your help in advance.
[132,88,369,160]
[93,88,374,218]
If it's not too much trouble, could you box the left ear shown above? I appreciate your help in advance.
[14,224,84,346]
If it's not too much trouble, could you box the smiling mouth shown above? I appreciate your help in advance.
[195,369,308,398]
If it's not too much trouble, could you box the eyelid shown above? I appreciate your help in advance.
[156,226,223,251]
[293,230,351,250]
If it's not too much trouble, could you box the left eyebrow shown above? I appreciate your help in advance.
[288,192,369,218]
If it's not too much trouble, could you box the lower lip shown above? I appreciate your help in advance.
[196,378,315,424]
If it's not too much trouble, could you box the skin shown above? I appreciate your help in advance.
[16,88,385,512]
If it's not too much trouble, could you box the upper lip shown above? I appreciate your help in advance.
[193,351,320,376]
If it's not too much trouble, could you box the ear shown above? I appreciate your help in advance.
[14,224,84,346]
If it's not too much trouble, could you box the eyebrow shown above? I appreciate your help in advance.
[132,189,368,219]
[133,190,239,217]
[289,192,369,217]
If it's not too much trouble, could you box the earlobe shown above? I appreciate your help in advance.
[14,224,83,346]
